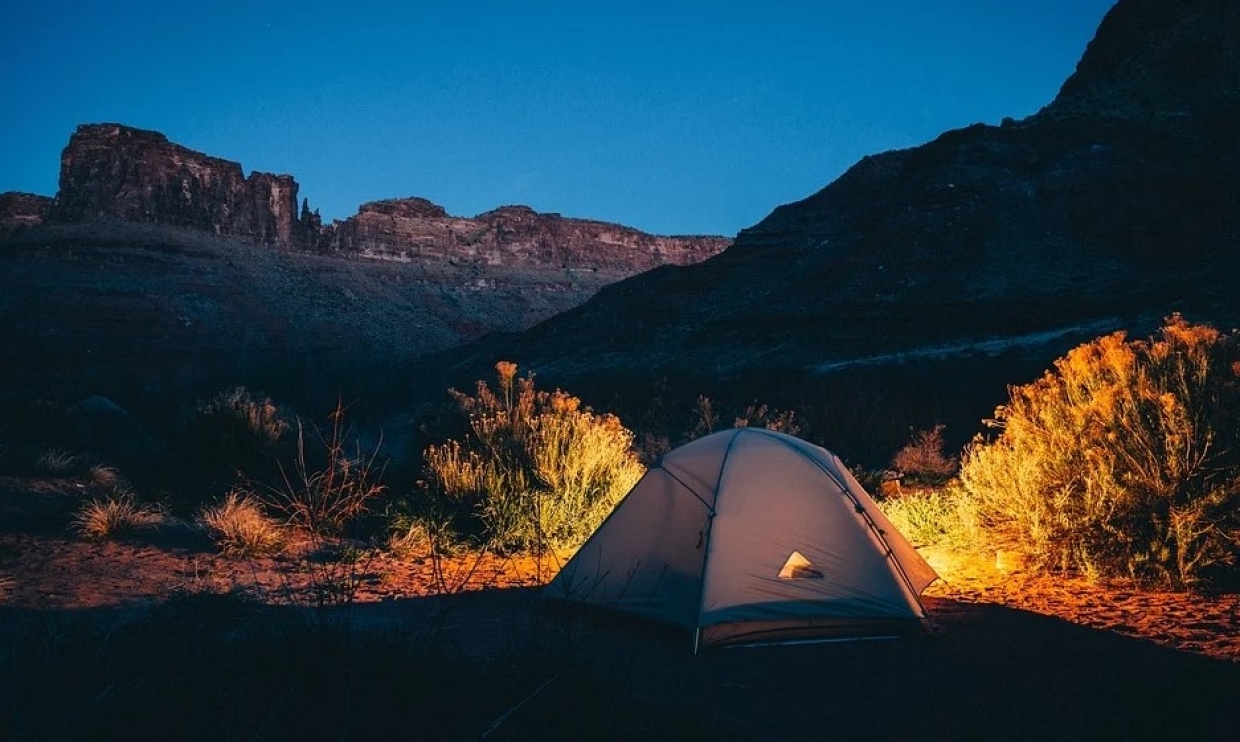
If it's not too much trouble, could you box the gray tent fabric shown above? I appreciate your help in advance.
[544,428,939,649]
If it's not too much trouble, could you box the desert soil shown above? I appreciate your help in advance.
[3,475,1239,740]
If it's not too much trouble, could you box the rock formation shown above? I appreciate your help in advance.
[328,199,729,271]
[0,124,729,411]
[47,123,310,248]
[14,123,729,274]
[0,192,53,240]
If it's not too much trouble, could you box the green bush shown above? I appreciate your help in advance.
[878,483,980,551]
[957,316,1240,586]
[419,362,644,553]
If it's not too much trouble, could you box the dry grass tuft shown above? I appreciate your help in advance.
[70,490,163,540]
[198,490,284,556]
[36,448,84,475]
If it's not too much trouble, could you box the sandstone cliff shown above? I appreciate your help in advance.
[22,123,729,273]
[0,192,53,241]
[48,123,314,248]
[328,199,729,271]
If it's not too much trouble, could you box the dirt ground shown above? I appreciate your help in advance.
[3,475,1240,740]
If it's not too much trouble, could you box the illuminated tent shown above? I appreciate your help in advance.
[545,428,939,651]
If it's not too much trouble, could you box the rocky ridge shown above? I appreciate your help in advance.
[6,123,728,273]
[330,200,727,271]
[422,0,1240,461]
[473,0,1240,384]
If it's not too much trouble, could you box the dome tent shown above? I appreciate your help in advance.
[545,428,939,651]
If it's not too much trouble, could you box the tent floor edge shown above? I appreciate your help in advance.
[699,617,928,650]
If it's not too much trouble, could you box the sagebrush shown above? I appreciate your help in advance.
[958,316,1240,586]
[36,448,84,475]
[419,361,644,553]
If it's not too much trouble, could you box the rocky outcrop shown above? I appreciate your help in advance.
[328,198,729,271]
[49,123,310,248]
[1039,0,1240,123]
[34,124,730,271]
[0,192,53,240]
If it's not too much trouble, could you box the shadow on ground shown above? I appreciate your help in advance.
[3,585,1237,741]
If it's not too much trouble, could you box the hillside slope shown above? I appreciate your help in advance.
[467,0,1240,384]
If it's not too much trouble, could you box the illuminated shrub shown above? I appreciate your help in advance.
[879,482,981,551]
[420,362,644,553]
[958,316,1240,586]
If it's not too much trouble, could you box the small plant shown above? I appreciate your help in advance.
[198,489,283,556]
[732,402,802,436]
[36,448,84,475]
[87,464,123,490]
[879,483,980,550]
[264,402,386,536]
[70,489,162,540]
[890,425,957,484]
[689,395,718,438]
[191,386,289,475]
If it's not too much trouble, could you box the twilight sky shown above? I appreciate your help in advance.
[2,0,1115,236]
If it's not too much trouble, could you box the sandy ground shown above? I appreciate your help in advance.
[0,476,563,611]
[4,475,1240,740]
[4,476,1237,663]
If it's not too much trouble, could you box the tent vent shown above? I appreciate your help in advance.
[778,550,824,580]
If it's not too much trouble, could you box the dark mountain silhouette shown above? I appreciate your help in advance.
[440,0,1238,441]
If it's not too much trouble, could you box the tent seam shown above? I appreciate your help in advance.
[693,429,744,648]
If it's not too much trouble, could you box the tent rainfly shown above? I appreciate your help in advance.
[545,428,939,651]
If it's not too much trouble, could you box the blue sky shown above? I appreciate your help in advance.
[2,0,1115,236]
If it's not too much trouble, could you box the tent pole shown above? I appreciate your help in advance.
[693,628,701,656]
